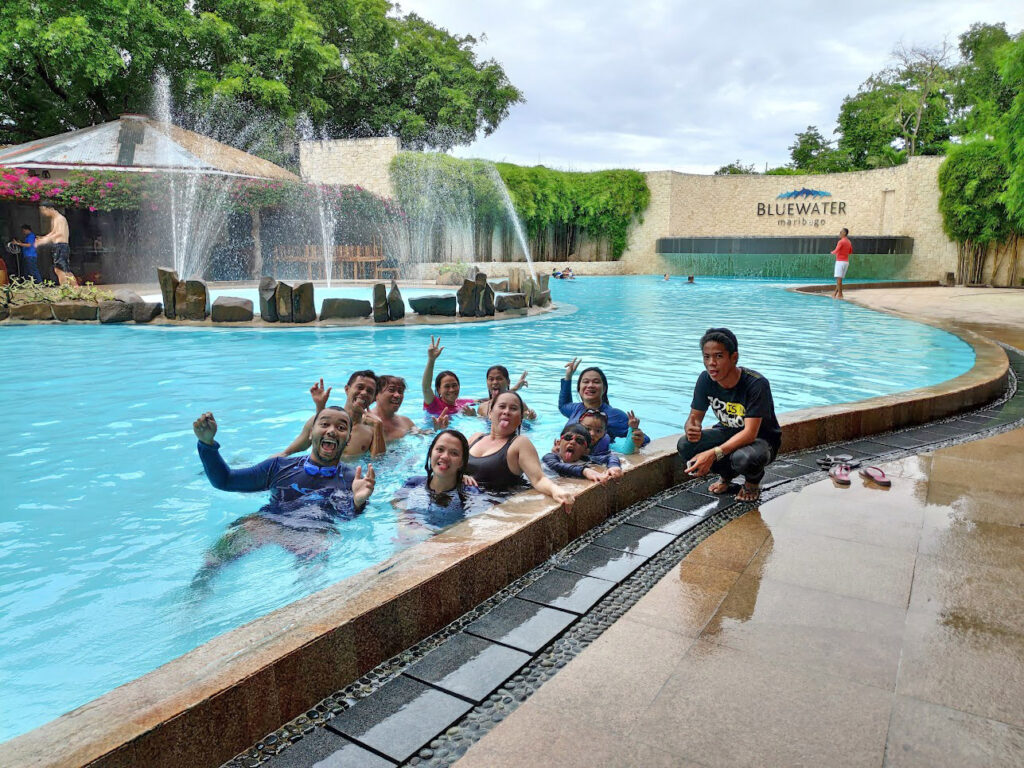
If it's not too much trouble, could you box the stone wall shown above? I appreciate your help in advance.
[620,156,960,281]
[299,137,400,198]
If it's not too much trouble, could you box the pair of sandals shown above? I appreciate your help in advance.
[817,454,892,488]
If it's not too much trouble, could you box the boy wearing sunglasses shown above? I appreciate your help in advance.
[542,424,620,484]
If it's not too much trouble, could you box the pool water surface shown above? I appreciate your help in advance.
[0,276,974,741]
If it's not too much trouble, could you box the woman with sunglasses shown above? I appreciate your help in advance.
[466,391,576,510]
[559,358,649,453]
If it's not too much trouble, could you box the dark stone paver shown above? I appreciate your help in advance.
[515,568,615,614]
[464,598,577,653]
[629,506,704,536]
[403,633,530,703]
[591,524,676,558]
[765,457,819,479]
[869,431,935,449]
[264,727,394,767]
[556,544,648,583]
[657,489,721,517]
[326,676,470,764]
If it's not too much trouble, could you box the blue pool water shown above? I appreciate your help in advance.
[0,276,974,740]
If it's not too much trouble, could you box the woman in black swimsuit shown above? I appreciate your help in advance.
[466,392,575,510]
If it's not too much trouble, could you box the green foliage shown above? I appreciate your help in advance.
[938,140,1011,282]
[950,23,1015,138]
[713,160,758,175]
[389,154,650,260]
[1,277,113,307]
[998,34,1024,233]
[786,126,852,173]
[0,0,523,151]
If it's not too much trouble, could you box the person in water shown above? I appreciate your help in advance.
[421,336,476,419]
[559,358,649,453]
[392,429,485,538]
[677,328,782,502]
[192,407,376,579]
[466,391,575,510]
[577,409,625,479]
[475,365,536,420]
[280,371,385,458]
[368,375,416,442]
[542,423,620,484]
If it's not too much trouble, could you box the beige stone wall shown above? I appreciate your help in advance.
[620,156,959,280]
[299,137,400,198]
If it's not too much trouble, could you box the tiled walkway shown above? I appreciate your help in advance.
[451,301,1024,768]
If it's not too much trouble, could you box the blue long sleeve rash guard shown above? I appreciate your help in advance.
[557,378,650,452]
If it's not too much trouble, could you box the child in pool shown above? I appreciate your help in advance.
[542,424,621,484]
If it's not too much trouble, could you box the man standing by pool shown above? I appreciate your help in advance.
[677,328,782,502]
[34,204,77,286]
[831,227,852,300]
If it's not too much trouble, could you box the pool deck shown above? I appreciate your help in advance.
[450,286,1024,768]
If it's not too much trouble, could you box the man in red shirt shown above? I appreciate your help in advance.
[831,227,852,299]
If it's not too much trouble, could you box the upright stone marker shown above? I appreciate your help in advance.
[157,267,179,319]
[259,276,278,322]
[387,280,405,320]
[457,279,478,317]
[373,283,389,323]
[292,282,316,323]
[275,282,294,322]
[181,280,210,320]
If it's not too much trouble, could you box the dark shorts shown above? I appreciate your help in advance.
[52,242,71,271]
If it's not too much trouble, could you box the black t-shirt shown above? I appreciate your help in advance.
[691,368,782,450]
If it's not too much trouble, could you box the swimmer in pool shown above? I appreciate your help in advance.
[421,336,476,420]
[392,429,485,541]
[279,371,385,458]
[474,365,536,420]
[192,407,376,581]
[542,423,620,484]
[367,375,417,442]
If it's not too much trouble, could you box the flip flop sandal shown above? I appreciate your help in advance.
[859,466,892,487]
[816,453,854,468]
[829,463,852,486]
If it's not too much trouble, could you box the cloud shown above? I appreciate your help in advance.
[402,0,1024,172]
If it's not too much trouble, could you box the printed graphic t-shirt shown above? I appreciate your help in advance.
[691,368,782,451]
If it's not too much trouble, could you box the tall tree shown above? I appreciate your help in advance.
[713,160,757,175]
[0,0,523,151]
[999,34,1024,235]
[787,126,851,173]
[950,22,1015,138]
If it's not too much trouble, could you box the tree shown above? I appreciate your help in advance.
[836,42,953,169]
[714,160,757,175]
[0,0,523,151]
[950,22,1015,138]
[938,140,1011,284]
[787,126,852,173]
[999,34,1024,235]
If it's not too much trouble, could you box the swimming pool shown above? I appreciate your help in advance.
[0,276,975,741]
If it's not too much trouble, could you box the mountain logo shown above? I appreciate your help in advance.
[777,188,832,199]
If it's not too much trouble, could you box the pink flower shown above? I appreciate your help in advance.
[26,176,41,187]
[72,196,80,202]
[105,181,115,188]
[86,177,94,183]
[2,173,18,182]
[89,206,97,212]
[30,193,40,201]
[15,168,27,175]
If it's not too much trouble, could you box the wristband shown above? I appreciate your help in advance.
[713,447,725,461]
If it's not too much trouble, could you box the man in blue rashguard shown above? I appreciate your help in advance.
[192,406,376,581]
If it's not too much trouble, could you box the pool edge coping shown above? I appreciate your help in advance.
[0,311,1008,768]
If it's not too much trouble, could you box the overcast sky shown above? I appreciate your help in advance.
[400,0,1024,173]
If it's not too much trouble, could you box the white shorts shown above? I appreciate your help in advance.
[834,260,849,279]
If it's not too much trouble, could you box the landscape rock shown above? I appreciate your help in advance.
[112,289,144,305]
[489,279,509,292]
[98,300,133,324]
[522,278,537,306]
[480,281,495,316]
[372,283,389,322]
[157,267,179,318]
[180,279,209,320]
[457,278,479,317]
[320,298,371,320]
[387,280,405,320]
[409,294,457,316]
[292,282,316,323]
[537,273,550,292]
[212,296,254,323]
[174,281,187,319]
[535,289,552,307]
[495,293,527,312]
[133,302,162,323]
[10,302,54,320]
[508,267,523,293]
[275,282,294,322]
[52,301,98,321]
[259,276,278,322]
[0,304,9,321]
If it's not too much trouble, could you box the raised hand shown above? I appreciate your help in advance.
[627,410,639,429]
[427,335,444,361]
[632,427,645,448]
[459,403,478,417]
[513,370,529,390]
[563,357,581,380]
[193,412,218,445]
[353,464,376,507]
[310,378,331,411]
[432,412,450,430]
